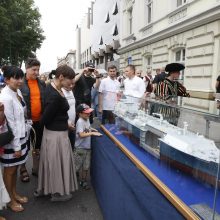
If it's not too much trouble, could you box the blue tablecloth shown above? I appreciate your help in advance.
[91,132,184,220]
[103,124,220,214]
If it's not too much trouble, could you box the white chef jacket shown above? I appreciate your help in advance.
[124,76,146,98]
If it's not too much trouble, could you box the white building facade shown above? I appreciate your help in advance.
[57,50,76,69]
[119,0,220,99]
[91,0,120,69]
[76,0,120,70]
[76,9,92,69]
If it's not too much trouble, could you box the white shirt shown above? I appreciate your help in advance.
[62,88,76,125]
[0,86,26,151]
[124,76,146,98]
[99,76,120,110]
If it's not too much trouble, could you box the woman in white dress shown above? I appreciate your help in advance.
[0,102,10,220]
[0,66,29,212]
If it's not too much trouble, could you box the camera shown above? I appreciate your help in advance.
[88,68,95,73]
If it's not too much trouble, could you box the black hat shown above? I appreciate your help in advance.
[165,63,185,73]
[86,62,95,69]
[76,103,93,114]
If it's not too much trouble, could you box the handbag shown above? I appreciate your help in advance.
[0,118,14,146]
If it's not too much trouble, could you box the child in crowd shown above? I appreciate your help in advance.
[74,103,102,189]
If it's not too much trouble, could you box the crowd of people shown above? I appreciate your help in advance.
[0,58,218,220]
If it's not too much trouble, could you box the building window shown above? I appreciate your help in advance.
[148,57,152,66]
[147,56,152,68]
[143,54,152,71]
[112,2,118,15]
[177,0,186,7]
[96,59,99,66]
[112,24,119,36]
[110,54,114,61]
[105,12,110,23]
[127,56,132,64]
[99,36,103,45]
[175,48,185,81]
[175,48,185,62]
[100,56,104,64]
[146,0,153,24]
[128,8,133,34]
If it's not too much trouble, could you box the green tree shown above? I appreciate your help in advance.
[0,0,45,66]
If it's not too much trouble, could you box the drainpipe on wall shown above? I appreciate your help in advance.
[76,26,81,69]
[91,2,94,25]
[87,8,91,29]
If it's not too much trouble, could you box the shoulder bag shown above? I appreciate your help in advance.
[0,118,14,146]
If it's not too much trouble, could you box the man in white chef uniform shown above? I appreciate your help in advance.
[123,64,146,101]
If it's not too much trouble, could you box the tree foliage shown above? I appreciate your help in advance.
[0,0,45,66]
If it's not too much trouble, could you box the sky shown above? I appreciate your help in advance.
[33,0,91,73]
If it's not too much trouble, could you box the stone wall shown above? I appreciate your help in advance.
[119,20,220,99]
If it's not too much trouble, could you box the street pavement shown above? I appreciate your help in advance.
[1,117,103,220]
[1,156,103,220]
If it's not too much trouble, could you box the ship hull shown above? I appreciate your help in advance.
[160,141,220,187]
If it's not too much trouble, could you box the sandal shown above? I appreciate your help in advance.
[20,169,30,182]
[7,202,24,212]
[15,195,28,204]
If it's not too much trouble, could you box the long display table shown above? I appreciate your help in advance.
[91,128,187,220]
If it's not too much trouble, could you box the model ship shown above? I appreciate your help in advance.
[114,98,220,187]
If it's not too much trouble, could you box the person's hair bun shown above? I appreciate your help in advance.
[49,70,56,79]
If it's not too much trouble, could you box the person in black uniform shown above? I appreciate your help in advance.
[73,62,101,123]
